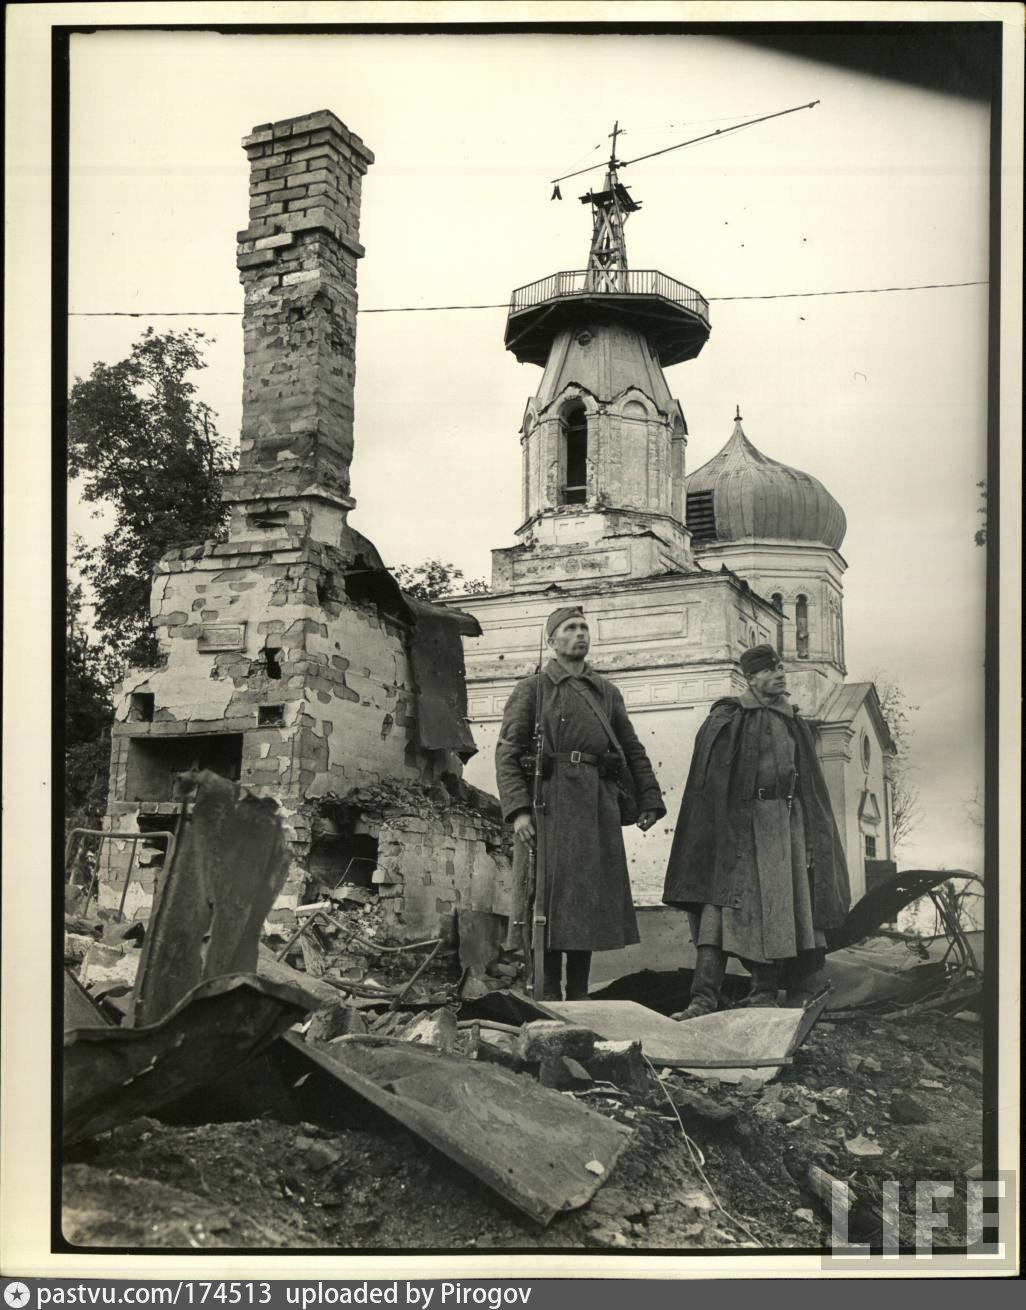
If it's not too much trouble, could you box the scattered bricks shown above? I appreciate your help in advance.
[64,932,97,963]
[889,1093,929,1125]
[79,941,140,993]
[308,1005,367,1042]
[585,1227,629,1249]
[664,1082,738,1128]
[303,1139,348,1172]
[515,1021,596,1064]
[101,919,146,946]
[585,1040,651,1100]
[400,1008,458,1052]
[539,1056,593,1091]
[589,1187,653,1224]
[461,974,492,1000]
[473,1032,520,1071]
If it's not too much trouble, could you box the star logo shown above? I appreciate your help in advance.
[4,1285,31,1309]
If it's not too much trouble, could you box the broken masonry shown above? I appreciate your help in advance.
[97,110,513,947]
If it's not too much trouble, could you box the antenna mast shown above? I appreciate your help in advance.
[580,121,641,292]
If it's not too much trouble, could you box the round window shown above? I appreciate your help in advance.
[861,734,872,770]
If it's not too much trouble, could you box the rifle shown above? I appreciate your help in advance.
[529,626,547,999]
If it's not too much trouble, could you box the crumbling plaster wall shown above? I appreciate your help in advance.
[103,533,513,938]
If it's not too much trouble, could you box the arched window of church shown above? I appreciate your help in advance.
[796,594,810,658]
[561,403,588,505]
[771,593,784,614]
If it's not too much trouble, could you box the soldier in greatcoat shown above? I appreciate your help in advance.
[495,606,665,1001]
[662,644,850,1018]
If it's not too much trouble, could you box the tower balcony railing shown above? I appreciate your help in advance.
[508,269,710,326]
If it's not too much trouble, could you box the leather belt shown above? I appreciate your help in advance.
[551,751,601,767]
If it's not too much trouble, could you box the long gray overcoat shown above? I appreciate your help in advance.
[495,660,665,952]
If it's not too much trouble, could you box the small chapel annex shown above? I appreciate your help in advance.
[452,137,896,905]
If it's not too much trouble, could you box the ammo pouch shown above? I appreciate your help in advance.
[519,753,553,780]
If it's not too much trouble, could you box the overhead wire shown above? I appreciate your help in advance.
[66,281,989,319]
[550,99,821,184]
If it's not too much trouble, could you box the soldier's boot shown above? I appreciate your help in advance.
[564,950,592,1001]
[743,961,781,1008]
[672,946,727,1021]
[542,950,564,1001]
[785,948,831,1008]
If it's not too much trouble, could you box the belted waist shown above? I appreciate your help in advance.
[551,750,601,767]
[753,780,798,801]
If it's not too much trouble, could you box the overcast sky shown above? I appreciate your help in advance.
[67,29,991,872]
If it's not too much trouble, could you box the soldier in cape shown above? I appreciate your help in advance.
[663,644,850,1019]
[495,606,665,1001]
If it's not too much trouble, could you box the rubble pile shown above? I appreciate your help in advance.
[62,775,986,1252]
[61,1000,985,1250]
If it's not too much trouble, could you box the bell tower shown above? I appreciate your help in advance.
[494,125,712,592]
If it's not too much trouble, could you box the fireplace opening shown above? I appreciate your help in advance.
[126,734,243,803]
[307,804,380,893]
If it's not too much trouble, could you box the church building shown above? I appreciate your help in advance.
[453,141,896,904]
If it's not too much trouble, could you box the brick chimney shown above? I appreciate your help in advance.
[225,110,374,543]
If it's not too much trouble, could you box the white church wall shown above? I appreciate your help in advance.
[850,700,893,867]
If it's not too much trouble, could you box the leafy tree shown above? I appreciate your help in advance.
[392,558,489,602]
[873,673,923,851]
[65,567,114,831]
[68,328,236,675]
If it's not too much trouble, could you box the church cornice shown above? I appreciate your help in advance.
[513,503,687,540]
[451,566,782,608]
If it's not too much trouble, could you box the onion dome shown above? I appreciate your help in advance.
[685,410,846,549]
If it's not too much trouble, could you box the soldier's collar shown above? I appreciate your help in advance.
[737,689,797,718]
[544,658,599,687]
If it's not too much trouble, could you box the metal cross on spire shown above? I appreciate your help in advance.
[580,121,641,291]
[608,119,625,168]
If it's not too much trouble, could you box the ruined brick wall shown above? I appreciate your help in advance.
[228,109,373,518]
[104,536,455,920]
[98,109,514,945]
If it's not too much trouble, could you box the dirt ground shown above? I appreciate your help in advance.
[62,1007,984,1254]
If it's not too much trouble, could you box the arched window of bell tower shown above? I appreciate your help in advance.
[561,402,588,505]
[771,593,784,614]
[796,594,810,659]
